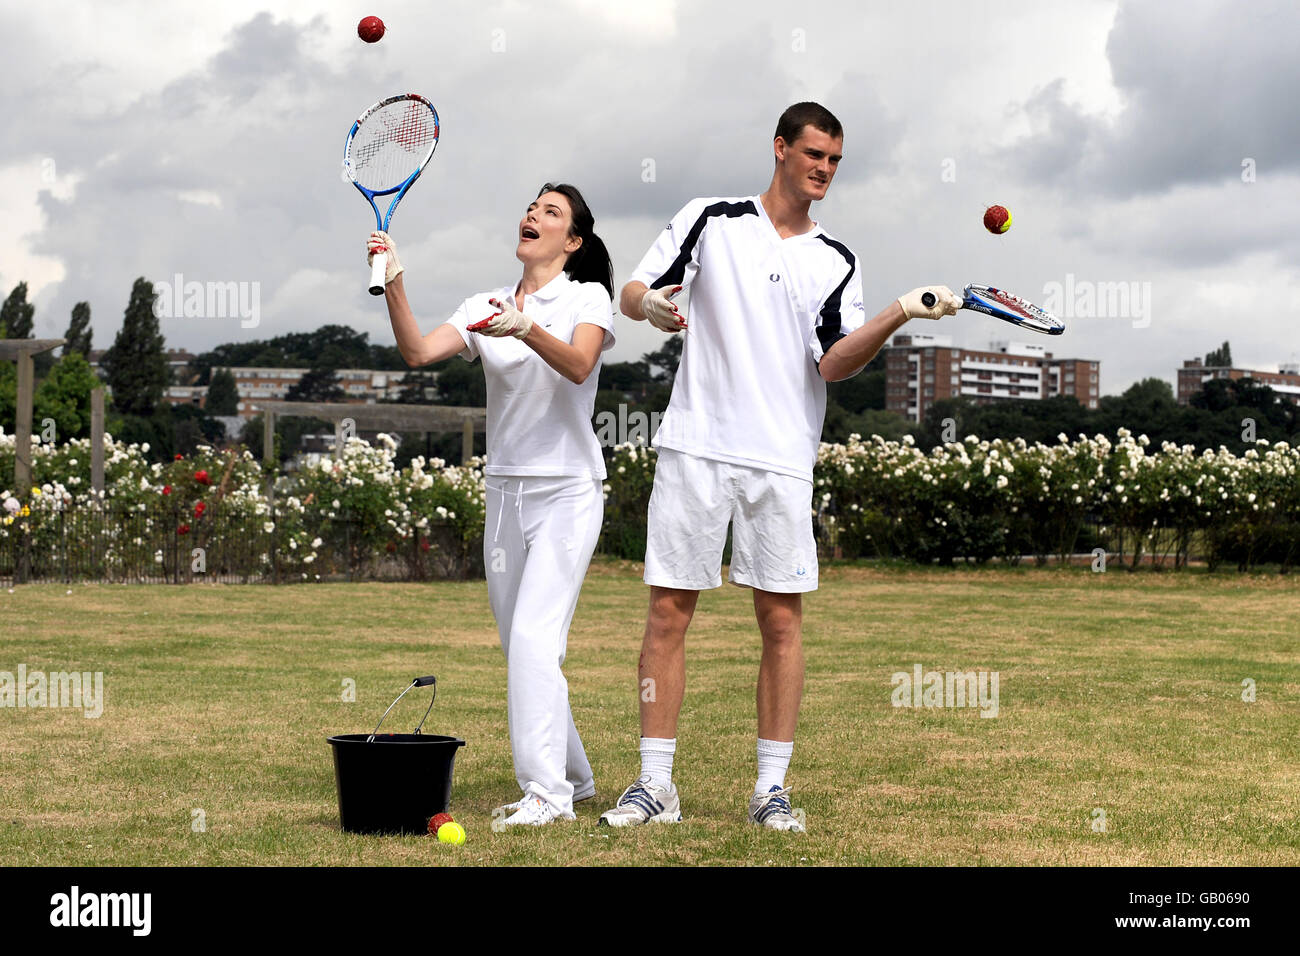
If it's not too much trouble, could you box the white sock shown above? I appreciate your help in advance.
[756,738,793,795]
[639,736,676,789]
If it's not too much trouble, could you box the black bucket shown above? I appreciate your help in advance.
[327,676,467,835]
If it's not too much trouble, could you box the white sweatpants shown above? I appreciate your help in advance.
[483,474,602,814]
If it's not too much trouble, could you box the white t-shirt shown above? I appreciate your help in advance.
[629,195,867,482]
[444,272,615,479]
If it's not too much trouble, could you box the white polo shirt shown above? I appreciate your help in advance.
[629,195,866,482]
[444,272,615,479]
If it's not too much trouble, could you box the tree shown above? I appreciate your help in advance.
[433,359,486,406]
[1187,378,1298,447]
[1204,341,1233,367]
[192,324,406,384]
[0,282,35,340]
[0,362,15,431]
[599,360,654,398]
[642,336,683,383]
[33,352,101,441]
[285,364,344,403]
[169,402,225,454]
[63,302,93,357]
[205,368,240,415]
[827,368,886,414]
[1,281,55,375]
[101,278,168,417]
[1094,378,1178,440]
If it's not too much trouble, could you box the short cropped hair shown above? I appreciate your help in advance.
[774,102,843,145]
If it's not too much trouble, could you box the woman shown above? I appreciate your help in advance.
[368,183,615,826]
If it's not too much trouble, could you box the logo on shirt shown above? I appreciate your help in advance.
[795,565,806,577]
[769,273,781,282]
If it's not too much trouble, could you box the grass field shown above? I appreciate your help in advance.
[3,560,1298,867]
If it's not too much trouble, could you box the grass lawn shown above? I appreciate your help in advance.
[2,559,1298,866]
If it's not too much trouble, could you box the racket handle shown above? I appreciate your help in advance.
[921,291,936,308]
[369,252,388,296]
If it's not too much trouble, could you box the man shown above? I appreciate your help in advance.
[599,102,960,831]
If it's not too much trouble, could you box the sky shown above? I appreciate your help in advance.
[3,0,1298,395]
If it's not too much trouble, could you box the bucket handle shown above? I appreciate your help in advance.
[366,676,437,742]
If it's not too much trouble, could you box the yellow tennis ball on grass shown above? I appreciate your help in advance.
[436,821,466,845]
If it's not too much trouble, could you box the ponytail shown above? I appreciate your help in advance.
[537,182,615,300]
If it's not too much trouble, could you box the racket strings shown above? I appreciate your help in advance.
[350,100,438,190]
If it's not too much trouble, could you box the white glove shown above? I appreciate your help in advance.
[467,296,533,340]
[640,285,687,332]
[366,230,404,285]
[897,286,962,320]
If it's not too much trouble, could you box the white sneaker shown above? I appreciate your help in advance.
[501,795,575,827]
[748,785,805,832]
[497,784,593,814]
[598,775,682,827]
[494,794,528,815]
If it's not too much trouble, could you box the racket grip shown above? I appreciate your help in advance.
[368,252,388,296]
[921,291,936,308]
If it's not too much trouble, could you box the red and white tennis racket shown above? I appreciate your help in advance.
[924,284,1065,335]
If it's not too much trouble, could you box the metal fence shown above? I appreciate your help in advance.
[0,504,481,585]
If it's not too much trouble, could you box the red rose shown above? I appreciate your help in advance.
[194,470,210,485]
[162,485,172,496]
[420,538,431,552]
[194,501,206,516]
[385,541,397,553]
[178,523,191,535]
[174,453,184,461]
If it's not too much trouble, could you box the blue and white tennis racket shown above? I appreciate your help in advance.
[343,93,440,295]
[923,284,1065,335]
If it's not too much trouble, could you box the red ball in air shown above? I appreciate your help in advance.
[983,204,1012,235]
[358,16,386,43]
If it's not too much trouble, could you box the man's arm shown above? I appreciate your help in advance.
[818,300,909,382]
[620,280,649,321]
[819,285,961,381]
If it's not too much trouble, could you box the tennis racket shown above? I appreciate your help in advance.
[343,93,440,295]
[923,284,1065,335]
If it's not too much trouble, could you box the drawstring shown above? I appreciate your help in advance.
[491,479,527,543]
[492,481,507,543]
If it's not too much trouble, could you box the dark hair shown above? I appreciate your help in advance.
[774,102,843,146]
[536,182,614,300]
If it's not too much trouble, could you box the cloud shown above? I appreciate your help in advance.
[1005,0,1300,197]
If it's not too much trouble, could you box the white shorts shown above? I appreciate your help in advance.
[644,448,818,593]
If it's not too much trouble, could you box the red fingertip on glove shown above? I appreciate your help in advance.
[466,315,500,333]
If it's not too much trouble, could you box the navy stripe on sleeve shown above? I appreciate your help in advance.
[651,200,758,290]
[813,233,856,355]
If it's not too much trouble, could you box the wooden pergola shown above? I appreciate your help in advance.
[254,401,486,501]
[1,338,65,497]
